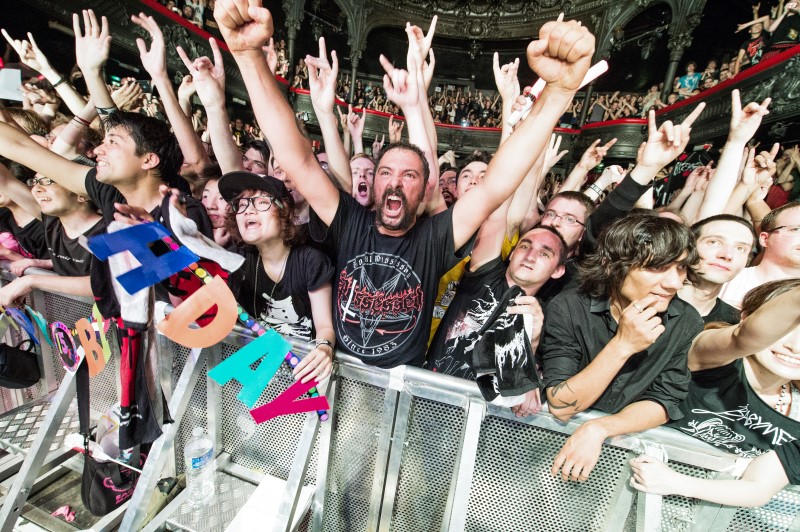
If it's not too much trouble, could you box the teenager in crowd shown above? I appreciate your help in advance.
[631,279,800,507]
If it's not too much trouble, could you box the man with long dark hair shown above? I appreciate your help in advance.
[540,214,704,482]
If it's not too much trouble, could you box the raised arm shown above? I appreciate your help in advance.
[215,0,339,224]
[2,29,86,115]
[346,106,366,156]
[697,90,770,220]
[492,52,521,145]
[177,40,243,174]
[560,138,617,192]
[0,123,88,194]
[451,18,595,249]
[689,285,800,370]
[132,13,209,180]
[73,10,115,111]
[0,163,39,218]
[306,38,351,191]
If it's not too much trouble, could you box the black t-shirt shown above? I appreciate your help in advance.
[230,246,334,341]
[426,258,509,379]
[1,210,49,259]
[703,298,741,325]
[669,359,800,483]
[42,214,105,277]
[769,14,800,47]
[741,34,768,66]
[310,190,472,368]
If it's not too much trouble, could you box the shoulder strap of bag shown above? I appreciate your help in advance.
[76,359,91,452]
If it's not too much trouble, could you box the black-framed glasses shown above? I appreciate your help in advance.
[232,195,275,214]
[768,225,800,236]
[26,177,54,186]
[542,210,585,227]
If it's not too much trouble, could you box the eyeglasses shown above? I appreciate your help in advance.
[768,225,800,236]
[27,177,54,186]
[233,195,275,214]
[542,210,585,227]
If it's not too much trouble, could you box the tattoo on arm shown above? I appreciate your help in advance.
[548,380,579,411]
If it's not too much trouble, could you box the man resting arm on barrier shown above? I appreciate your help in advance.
[541,214,704,481]
[214,0,595,367]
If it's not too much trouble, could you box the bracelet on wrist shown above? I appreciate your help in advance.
[314,338,334,350]
[95,106,117,117]
[51,77,67,88]
[72,116,91,127]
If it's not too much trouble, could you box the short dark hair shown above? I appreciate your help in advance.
[692,214,758,256]
[741,278,800,317]
[762,201,800,233]
[524,225,568,265]
[458,151,492,177]
[548,191,597,218]
[103,111,182,179]
[578,213,699,299]
[225,188,305,248]
[244,139,271,163]
[375,140,430,193]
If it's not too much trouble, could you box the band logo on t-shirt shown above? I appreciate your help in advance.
[336,252,424,356]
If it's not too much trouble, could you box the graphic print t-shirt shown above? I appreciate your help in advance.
[43,214,105,277]
[232,246,334,341]
[310,190,471,368]
[426,258,509,380]
[669,360,800,462]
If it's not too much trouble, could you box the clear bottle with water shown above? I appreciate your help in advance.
[184,427,215,507]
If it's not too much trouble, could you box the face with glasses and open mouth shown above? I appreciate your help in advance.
[233,191,282,245]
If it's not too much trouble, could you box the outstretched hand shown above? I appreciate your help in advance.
[638,103,706,170]
[306,37,339,115]
[214,0,273,55]
[380,55,419,110]
[2,30,53,74]
[177,38,226,103]
[728,89,771,144]
[346,104,366,139]
[578,137,617,170]
[73,9,111,74]
[493,52,521,105]
[526,16,595,94]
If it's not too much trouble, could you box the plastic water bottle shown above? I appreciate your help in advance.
[184,427,215,507]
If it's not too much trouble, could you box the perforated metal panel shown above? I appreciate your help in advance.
[389,396,466,532]
[171,341,207,476]
[661,461,710,531]
[322,377,387,532]
[464,415,628,532]
[217,341,317,482]
[726,486,800,531]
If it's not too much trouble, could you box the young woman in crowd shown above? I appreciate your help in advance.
[631,279,800,506]
[219,171,336,383]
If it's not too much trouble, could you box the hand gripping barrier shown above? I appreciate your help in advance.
[2,271,800,531]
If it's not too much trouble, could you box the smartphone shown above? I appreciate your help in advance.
[136,79,152,94]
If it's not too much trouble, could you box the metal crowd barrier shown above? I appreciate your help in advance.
[1,270,799,531]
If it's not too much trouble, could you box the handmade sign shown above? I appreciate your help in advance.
[85,221,329,422]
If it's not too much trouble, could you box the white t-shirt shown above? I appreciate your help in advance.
[718,266,786,309]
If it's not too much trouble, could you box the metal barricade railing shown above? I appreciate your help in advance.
[2,274,800,531]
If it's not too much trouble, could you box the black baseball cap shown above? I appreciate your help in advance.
[217,171,292,206]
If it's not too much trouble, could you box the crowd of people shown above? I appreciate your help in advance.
[0,0,800,516]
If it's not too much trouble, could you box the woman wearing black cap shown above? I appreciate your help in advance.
[219,170,336,383]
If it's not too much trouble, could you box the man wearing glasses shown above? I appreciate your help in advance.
[720,201,800,308]
[0,170,103,306]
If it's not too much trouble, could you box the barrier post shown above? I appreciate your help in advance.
[119,347,207,531]
[377,389,414,531]
[442,397,485,532]
[310,371,339,532]
[0,369,76,532]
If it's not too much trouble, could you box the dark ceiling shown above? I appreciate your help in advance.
[0,0,771,98]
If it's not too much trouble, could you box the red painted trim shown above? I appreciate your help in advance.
[581,118,647,129]
[656,43,800,115]
[135,0,288,85]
